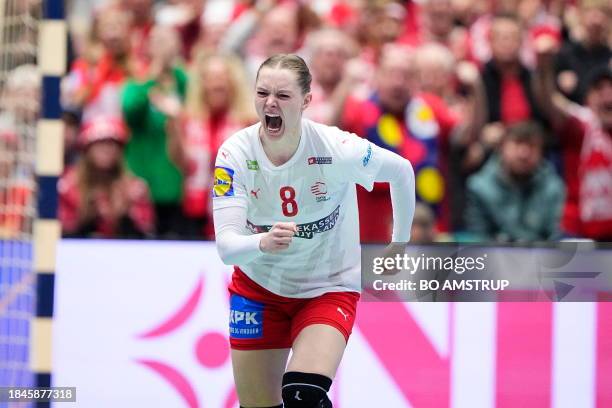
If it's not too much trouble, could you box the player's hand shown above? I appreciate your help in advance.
[259,222,298,253]
[150,91,182,119]
[456,61,480,89]
[534,34,559,67]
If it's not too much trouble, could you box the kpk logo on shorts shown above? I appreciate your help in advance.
[229,294,263,339]
[308,156,333,165]
[213,166,234,197]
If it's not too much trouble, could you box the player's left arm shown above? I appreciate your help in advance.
[333,130,415,243]
[370,144,415,243]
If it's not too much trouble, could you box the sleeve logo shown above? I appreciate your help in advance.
[213,166,235,197]
[362,144,372,167]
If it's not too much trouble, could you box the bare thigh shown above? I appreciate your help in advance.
[231,348,291,407]
[286,324,347,379]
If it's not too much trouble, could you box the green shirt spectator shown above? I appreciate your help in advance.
[121,25,190,237]
[465,122,565,242]
[122,66,187,205]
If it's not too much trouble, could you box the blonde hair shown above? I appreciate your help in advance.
[257,54,312,95]
[185,52,255,123]
[82,4,135,72]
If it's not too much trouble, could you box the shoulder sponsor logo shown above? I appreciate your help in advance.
[247,205,341,239]
[246,159,259,170]
[362,144,372,167]
[308,156,333,165]
[212,166,234,197]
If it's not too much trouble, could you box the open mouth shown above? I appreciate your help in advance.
[265,114,283,133]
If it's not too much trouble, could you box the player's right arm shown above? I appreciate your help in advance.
[212,141,296,265]
[214,208,298,264]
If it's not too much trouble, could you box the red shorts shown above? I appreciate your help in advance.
[228,267,360,350]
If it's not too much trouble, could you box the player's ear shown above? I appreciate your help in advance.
[302,92,312,111]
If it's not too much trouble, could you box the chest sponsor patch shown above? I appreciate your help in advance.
[247,205,340,239]
[308,156,333,165]
[213,166,234,197]
[246,160,259,170]
[229,294,264,339]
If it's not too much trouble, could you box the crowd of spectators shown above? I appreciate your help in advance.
[2,0,610,243]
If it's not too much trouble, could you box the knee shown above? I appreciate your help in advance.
[282,371,333,408]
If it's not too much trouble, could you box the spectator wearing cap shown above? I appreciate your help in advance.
[537,35,612,240]
[121,25,189,238]
[58,116,154,238]
[465,121,565,242]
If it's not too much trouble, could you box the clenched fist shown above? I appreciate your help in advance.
[259,222,298,253]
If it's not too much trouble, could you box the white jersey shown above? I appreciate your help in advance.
[213,119,383,298]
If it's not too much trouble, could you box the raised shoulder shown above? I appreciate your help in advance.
[303,119,363,155]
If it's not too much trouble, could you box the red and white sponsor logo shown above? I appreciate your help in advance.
[310,182,327,197]
[308,156,332,165]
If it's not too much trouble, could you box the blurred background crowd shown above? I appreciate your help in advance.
[1,0,611,243]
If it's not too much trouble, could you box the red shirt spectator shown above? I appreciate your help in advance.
[559,104,612,239]
[59,116,154,238]
[0,129,32,239]
[62,5,141,122]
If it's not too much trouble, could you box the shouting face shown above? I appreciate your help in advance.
[255,67,311,140]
